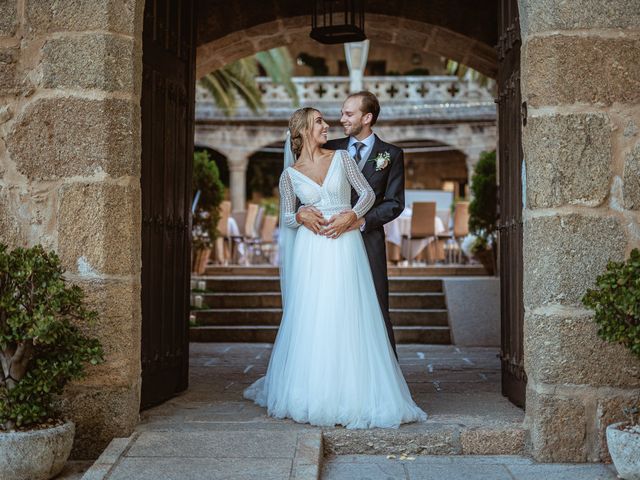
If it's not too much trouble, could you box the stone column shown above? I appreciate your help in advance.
[228,155,249,212]
[0,0,145,459]
[518,0,640,463]
[344,40,369,93]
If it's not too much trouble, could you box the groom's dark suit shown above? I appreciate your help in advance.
[324,135,405,357]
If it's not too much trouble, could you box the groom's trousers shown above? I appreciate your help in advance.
[362,226,398,359]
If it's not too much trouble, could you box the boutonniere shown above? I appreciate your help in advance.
[369,151,391,171]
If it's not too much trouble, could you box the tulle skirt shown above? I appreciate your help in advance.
[243,226,427,428]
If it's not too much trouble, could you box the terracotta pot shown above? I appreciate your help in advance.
[192,247,211,274]
[474,248,495,275]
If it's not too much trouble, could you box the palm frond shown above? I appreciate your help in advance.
[199,73,236,115]
[445,58,490,87]
[255,47,299,107]
[198,47,298,116]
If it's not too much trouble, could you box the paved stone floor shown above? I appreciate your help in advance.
[71,343,620,480]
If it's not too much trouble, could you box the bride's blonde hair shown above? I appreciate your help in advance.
[288,107,318,157]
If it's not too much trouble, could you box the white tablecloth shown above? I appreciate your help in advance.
[384,209,446,259]
[227,217,240,237]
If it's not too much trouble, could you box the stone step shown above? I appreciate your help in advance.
[195,276,444,293]
[197,292,447,309]
[194,308,449,327]
[322,424,528,456]
[189,325,451,344]
[203,265,489,277]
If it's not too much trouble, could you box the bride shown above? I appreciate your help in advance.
[243,107,427,429]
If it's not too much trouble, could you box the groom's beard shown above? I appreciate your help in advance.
[344,123,363,137]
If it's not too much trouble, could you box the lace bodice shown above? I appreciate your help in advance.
[279,150,375,228]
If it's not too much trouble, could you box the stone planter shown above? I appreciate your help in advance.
[0,420,75,480]
[607,422,640,480]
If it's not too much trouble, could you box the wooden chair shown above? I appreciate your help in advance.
[244,203,259,239]
[437,209,451,231]
[452,201,470,263]
[228,204,258,264]
[214,200,231,265]
[252,214,279,264]
[404,202,437,264]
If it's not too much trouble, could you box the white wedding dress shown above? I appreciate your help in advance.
[243,149,427,428]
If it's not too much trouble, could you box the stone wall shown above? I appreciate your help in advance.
[0,1,144,458]
[519,0,640,462]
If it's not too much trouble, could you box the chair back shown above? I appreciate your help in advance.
[220,200,231,217]
[453,201,470,237]
[437,209,451,231]
[253,205,265,239]
[232,211,247,236]
[216,202,231,237]
[260,215,278,243]
[410,202,436,238]
[244,203,259,238]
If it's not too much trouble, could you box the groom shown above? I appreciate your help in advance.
[296,91,405,357]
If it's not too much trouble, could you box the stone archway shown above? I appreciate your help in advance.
[0,0,638,463]
[195,126,287,211]
[196,14,497,79]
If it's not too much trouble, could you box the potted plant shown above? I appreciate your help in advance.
[0,244,104,480]
[582,248,640,480]
[470,234,495,275]
[192,149,225,274]
[468,150,497,274]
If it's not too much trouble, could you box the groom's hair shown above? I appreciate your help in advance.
[347,91,380,126]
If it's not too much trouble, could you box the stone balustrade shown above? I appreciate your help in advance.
[196,76,496,121]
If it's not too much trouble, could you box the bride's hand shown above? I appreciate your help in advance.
[323,211,357,239]
[296,206,328,235]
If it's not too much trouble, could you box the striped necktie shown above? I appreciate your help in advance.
[353,142,366,170]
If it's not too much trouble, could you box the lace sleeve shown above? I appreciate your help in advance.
[341,150,375,219]
[279,169,300,228]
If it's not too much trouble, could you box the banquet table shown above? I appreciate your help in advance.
[384,208,446,260]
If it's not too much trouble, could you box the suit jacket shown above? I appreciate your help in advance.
[323,135,405,234]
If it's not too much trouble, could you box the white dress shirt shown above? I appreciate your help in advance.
[347,133,376,169]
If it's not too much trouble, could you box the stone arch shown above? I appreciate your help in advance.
[247,140,286,203]
[195,126,288,211]
[377,123,497,160]
[196,14,497,79]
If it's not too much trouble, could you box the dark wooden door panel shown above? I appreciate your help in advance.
[497,0,526,408]
[141,0,195,409]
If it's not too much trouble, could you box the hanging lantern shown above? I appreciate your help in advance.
[310,0,366,45]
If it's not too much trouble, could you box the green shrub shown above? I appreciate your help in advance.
[260,197,279,217]
[192,150,225,248]
[0,244,104,430]
[468,150,497,239]
[582,248,640,359]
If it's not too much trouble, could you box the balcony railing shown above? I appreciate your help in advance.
[196,76,496,122]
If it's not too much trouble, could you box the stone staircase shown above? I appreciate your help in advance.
[190,266,458,344]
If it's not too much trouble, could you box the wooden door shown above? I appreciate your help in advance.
[496,0,527,408]
[140,0,196,409]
